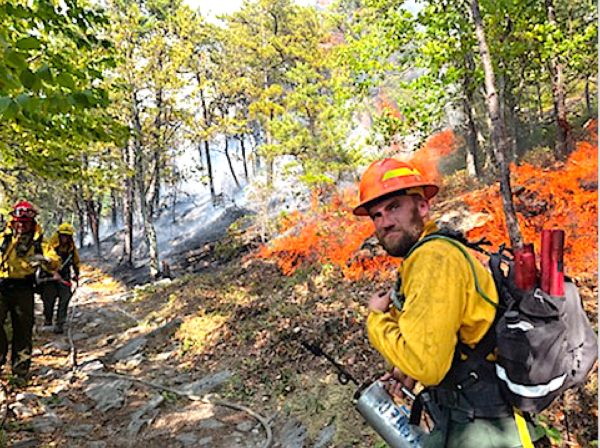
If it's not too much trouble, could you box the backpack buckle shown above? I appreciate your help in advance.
[456,371,479,391]
[533,289,545,303]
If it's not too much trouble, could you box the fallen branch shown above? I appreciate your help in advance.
[87,371,272,448]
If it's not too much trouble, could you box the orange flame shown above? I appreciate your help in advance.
[256,129,597,280]
[464,139,598,277]
[404,129,457,184]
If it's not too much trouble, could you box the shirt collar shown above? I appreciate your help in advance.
[420,220,438,240]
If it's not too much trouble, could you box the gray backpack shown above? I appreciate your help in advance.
[491,249,598,413]
[409,231,598,414]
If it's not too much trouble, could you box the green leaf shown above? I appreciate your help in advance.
[37,65,53,83]
[4,50,27,69]
[16,37,42,50]
[19,69,37,90]
[57,73,75,90]
[3,100,19,119]
[16,94,30,110]
[0,97,12,114]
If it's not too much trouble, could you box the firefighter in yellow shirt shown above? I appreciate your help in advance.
[353,159,534,448]
[0,201,60,379]
[40,223,80,333]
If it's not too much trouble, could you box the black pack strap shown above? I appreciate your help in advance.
[0,231,10,255]
[33,236,43,255]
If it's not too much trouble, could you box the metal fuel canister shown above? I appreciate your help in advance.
[355,381,428,448]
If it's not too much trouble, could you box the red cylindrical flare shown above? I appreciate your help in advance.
[540,230,552,294]
[549,229,565,296]
[524,243,538,278]
[515,248,537,290]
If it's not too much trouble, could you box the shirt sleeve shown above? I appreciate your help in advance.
[72,246,80,276]
[42,240,61,272]
[367,244,468,386]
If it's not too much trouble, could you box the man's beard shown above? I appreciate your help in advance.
[377,207,425,258]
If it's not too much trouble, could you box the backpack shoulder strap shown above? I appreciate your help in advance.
[33,234,43,255]
[405,232,498,309]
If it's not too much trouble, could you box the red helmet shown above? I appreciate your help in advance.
[353,159,439,216]
[10,201,38,222]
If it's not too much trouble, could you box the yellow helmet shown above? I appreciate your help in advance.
[57,222,74,236]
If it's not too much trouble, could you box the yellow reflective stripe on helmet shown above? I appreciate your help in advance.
[514,409,534,448]
[382,167,422,181]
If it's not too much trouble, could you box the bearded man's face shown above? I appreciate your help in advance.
[367,194,427,257]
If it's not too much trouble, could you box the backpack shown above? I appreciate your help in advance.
[404,228,598,414]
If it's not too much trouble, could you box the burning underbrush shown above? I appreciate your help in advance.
[257,128,598,282]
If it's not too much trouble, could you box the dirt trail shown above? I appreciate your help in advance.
[2,264,273,448]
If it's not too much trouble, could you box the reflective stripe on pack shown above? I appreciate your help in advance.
[496,365,567,397]
[514,409,534,448]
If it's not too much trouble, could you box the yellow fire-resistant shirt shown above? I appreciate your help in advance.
[0,223,60,279]
[367,221,499,387]
[49,232,81,272]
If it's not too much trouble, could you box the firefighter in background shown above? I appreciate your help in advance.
[0,201,60,379]
[40,223,80,334]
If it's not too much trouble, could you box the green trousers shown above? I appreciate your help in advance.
[424,417,526,448]
[41,281,72,327]
[0,278,34,377]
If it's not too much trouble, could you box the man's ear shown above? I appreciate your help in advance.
[416,197,430,220]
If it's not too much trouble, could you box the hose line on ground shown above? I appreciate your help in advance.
[87,371,273,448]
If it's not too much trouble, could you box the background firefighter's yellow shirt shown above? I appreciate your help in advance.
[367,221,498,386]
[49,232,81,270]
[0,224,60,279]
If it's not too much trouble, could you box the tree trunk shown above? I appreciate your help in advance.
[506,91,519,161]
[73,186,85,249]
[469,0,523,249]
[240,136,249,181]
[122,144,134,266]
[462,53,480,179]
[585,77,593,119]
[131,90,160,279]
[545,0,573,160]
[536,82,544,120]
[55,197,64,224]
[204,140,216,205]
[197,86,217,205]
[85,198,101,257]
[111,188,118,228]
[225,137,240,189]
[137,181,160,279]
[463,97,480,179]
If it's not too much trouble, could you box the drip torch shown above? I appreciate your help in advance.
[513,228,565,295]
[300,340,427,448]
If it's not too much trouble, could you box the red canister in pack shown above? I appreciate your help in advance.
[540,230,552,294]
[514,243,537,290]
[549,230,565,296]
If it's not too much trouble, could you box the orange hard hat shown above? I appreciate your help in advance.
[353,159,439,216]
